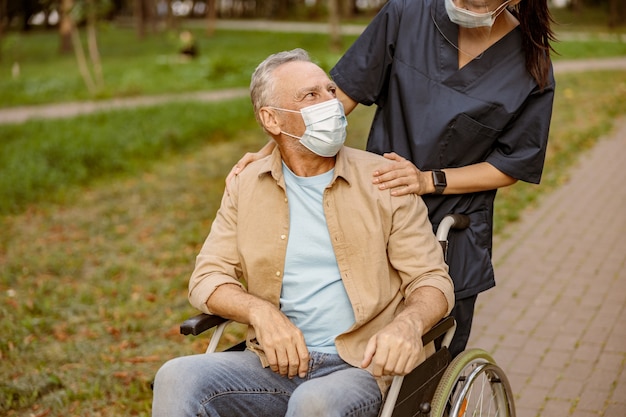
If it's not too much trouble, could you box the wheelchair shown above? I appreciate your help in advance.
[178,214,516,417]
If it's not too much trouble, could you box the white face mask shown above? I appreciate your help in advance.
[270,98,347,157]
[445,0,512,28]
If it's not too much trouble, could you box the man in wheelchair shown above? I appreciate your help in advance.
[152,48,454,417]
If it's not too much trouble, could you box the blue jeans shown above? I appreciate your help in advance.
[152,349,382,417]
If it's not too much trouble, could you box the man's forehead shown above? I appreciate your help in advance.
[276,60,324,77]
[274,61,331,91]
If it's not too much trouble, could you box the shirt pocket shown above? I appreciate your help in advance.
[441,113,502,167]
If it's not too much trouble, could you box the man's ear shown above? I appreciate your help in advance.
[259,108,281,135]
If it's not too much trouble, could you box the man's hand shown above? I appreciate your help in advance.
[361,287,450,377]
[372,152,433,196]
[361,317,425,377]
[206,284,309,379]
[249,301,310,379]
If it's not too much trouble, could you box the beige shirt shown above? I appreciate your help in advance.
[189,146,454,391]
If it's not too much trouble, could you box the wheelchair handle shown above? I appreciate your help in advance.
[436,214,470,262]
[435,214,470,241]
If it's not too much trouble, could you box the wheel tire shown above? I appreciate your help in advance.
[429,348,515,417]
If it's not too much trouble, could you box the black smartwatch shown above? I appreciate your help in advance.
[432,170,447,195]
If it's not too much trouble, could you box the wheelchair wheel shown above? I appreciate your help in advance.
[429,348,515,417]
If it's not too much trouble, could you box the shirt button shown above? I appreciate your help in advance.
[276,271,281,276]
[280,235,286,240]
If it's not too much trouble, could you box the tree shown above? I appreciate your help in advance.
[135,0,155,39]
[59,0,73,54]
[608,0,626,27]
[70,0,104,94]
[206,0,216,36]
[328,0,341,51]
[340,0,358,18]
[0,0,7,61]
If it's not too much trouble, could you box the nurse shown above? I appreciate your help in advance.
[228,0,556,357]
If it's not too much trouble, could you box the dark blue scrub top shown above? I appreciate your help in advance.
[331,0,555,298]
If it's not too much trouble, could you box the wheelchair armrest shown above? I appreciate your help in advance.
[180,313,454,343]
[180,313,229,336]
[421,316,455,346]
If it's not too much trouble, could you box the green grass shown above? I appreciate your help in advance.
[553,35,626,59]
[0,98,257,215]
[1,16,626,416]
[0,27,351,107]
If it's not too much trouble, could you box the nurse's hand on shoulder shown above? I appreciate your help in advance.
[373,152,431,196]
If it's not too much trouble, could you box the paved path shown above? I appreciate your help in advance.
[0,88,249,125]
[468,118,626,417]
[1,56,626,125]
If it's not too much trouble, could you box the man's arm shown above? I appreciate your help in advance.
[361,286,449,377]
[207,283,310,379]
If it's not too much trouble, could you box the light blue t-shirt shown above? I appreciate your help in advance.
[281,162,356,354]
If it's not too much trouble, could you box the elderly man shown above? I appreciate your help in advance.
[151,48,454,417]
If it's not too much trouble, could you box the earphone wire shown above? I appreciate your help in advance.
[432,14,485,61]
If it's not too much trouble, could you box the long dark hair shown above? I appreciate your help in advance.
[510,0,557,90]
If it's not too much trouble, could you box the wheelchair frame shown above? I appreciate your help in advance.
[178,214,516,417]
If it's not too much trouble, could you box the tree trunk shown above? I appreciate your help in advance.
[70,0,104,95]
[276,0,289,19]
[86,0,104,88]
[164,0,175,30]
[206,0,216,36]
[135,0,144,38]
[71,27,97,94]
[0,0,6,61]
[340,0,357,18]
[608,0,626,27]
[328,0,342,52]
[59,0,74,55]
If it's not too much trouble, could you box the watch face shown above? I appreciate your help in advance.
[433,170,446,186]
[433,170,446,194]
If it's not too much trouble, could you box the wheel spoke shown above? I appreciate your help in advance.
[430,349,515,417]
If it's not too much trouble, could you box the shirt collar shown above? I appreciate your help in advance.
[258,146,353,188]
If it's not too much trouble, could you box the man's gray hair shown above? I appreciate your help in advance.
[250,48,312,125]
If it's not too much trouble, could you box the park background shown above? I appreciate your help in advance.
[1,0,626,416]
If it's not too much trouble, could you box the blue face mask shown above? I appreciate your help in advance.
[270,99,347,157]
[445,0,512,28]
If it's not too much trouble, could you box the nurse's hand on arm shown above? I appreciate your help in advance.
[207,283,310,379]
[373,155,517,196]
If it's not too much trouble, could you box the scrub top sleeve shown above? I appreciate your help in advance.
[486,80,555,184]
[330,0,403,106]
